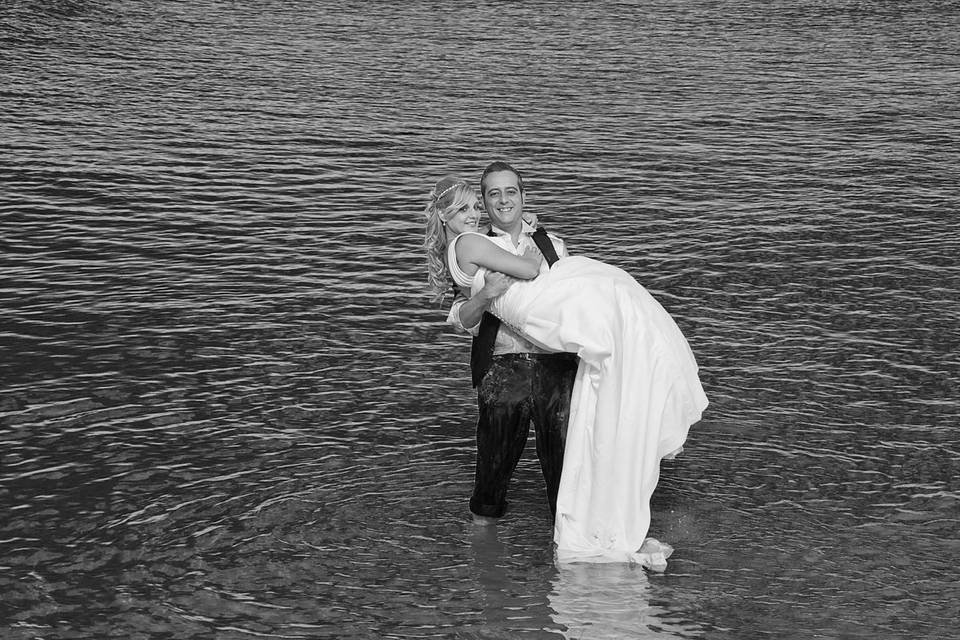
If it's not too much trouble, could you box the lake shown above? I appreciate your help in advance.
[1,1,958,638]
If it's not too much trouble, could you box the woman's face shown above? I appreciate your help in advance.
[444,193,482,235]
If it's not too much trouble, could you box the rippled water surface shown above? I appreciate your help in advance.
[2,1,959,638]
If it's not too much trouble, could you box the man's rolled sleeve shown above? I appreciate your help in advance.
[447,295,481,336]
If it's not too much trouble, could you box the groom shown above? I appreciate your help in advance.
[447,161,579,525]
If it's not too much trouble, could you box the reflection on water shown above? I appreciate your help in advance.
[2,0,960,638]
[467,526,703,639]
[550,563,702,639]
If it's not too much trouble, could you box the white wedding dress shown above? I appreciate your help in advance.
[449,233,708,566]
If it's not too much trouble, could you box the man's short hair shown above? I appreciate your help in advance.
[480,161,524,195]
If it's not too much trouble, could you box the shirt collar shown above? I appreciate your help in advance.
[489,219,537,239]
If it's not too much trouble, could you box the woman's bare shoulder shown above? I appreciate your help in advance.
[453,231,494,253]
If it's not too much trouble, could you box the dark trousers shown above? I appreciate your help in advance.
[469,352,579,519]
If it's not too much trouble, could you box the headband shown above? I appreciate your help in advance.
[431,181,467,202]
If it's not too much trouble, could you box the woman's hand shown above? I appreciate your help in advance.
[521,245,543,271]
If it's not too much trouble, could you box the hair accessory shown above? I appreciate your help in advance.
[432,181,467,202]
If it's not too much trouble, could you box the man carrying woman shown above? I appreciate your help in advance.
[423,161,708,566]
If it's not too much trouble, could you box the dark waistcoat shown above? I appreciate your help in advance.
[470,226,561,387]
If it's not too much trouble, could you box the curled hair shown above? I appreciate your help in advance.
[423,175,476,302]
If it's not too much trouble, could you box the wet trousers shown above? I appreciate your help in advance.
[469,352,579,519]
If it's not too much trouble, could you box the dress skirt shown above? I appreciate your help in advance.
[488,256,708,565]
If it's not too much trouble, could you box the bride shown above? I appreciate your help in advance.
[423,174,708,566]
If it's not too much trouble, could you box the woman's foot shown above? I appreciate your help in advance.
[472,514,499,526]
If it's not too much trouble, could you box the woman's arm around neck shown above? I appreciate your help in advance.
[453,233,541,280]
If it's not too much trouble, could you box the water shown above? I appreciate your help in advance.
[2,1,959,638]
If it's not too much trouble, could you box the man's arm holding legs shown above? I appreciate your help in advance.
[446,272,515,332]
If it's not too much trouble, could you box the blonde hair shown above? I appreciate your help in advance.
[423,175,476,302]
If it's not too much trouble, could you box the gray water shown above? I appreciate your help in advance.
[2,1,959,638]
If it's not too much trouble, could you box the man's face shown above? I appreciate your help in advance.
[482,170,524,231]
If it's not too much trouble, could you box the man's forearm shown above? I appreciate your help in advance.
[456,290,495,330]
[450,272,514,332]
